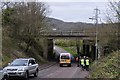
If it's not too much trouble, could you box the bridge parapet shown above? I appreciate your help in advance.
[39,31,96,37]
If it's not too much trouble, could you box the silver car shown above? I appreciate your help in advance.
[3,58,39,79]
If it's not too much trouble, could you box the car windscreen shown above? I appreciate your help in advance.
[10,60,28,66]
[61,55,70,59]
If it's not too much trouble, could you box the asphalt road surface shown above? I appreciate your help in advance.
[54,46,68,53]
[29,46,89,80]
[1,46,89,80]
[29,63,89,80]
[54,46,75,61]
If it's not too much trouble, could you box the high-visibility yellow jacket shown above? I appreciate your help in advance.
[80,59,85,65]
[85,59,89,65]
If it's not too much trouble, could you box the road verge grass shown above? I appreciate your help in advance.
[59,46,78,57]
[88,50,119,78]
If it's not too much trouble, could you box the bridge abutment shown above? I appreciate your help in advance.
[91,45,96,61]
[43,39,54,61]
[43,39,48,60]
[83,40,96,61]
[47,39,54,61]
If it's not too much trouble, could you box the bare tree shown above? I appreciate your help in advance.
[2,2,49,52]
[106,1,120,23]
[99,1,120,54]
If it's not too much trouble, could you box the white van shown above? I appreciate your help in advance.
[59,53,71,67]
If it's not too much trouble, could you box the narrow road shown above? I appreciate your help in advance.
[29,46,89,79]
[54,46,68,53]
[29,63,89,80]
[54,46,75,60]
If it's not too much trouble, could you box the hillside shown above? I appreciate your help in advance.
[46,17,95,32]
[89,50,119,78]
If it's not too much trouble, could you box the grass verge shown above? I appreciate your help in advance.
[88,50,119,78]
[59,46,78,57]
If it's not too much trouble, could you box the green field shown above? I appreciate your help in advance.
[55,39,83,57]
[59,46,78,57]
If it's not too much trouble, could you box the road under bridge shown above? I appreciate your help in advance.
[41,31,99,61]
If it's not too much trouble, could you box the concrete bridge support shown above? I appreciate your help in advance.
[43,39,48,60]
[83,44,90,57]
[43,39,54,61]
[83,40,90,57]
[47,39,54,61]
[83,40,96,61]
[91,45,96,61]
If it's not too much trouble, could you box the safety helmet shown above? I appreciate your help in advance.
[84,56,86,58]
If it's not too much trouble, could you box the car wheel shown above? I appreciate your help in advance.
[34,69,38,77]
[2,75,9,80]
[24,71,28,79]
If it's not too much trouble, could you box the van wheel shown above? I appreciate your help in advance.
[69,64,71,67]
[60,64,62,67]
[34,69,38,77]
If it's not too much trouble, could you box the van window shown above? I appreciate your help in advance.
[61,55,70,59]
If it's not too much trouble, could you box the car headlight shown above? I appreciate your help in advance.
[3,69,7,72]
[18,68,25,71]
[3,69,7,75]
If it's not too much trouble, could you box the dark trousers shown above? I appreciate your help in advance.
[85,65,89,71]
[81,65,85,70]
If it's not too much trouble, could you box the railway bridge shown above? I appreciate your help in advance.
[40,31,99,61]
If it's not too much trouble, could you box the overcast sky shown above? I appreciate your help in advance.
[40,0,119,23]
[47,2,108,23]
[1,0,119,23]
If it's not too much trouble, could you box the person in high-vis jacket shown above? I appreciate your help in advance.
[80,57,85,70]
[85,57,90,71]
